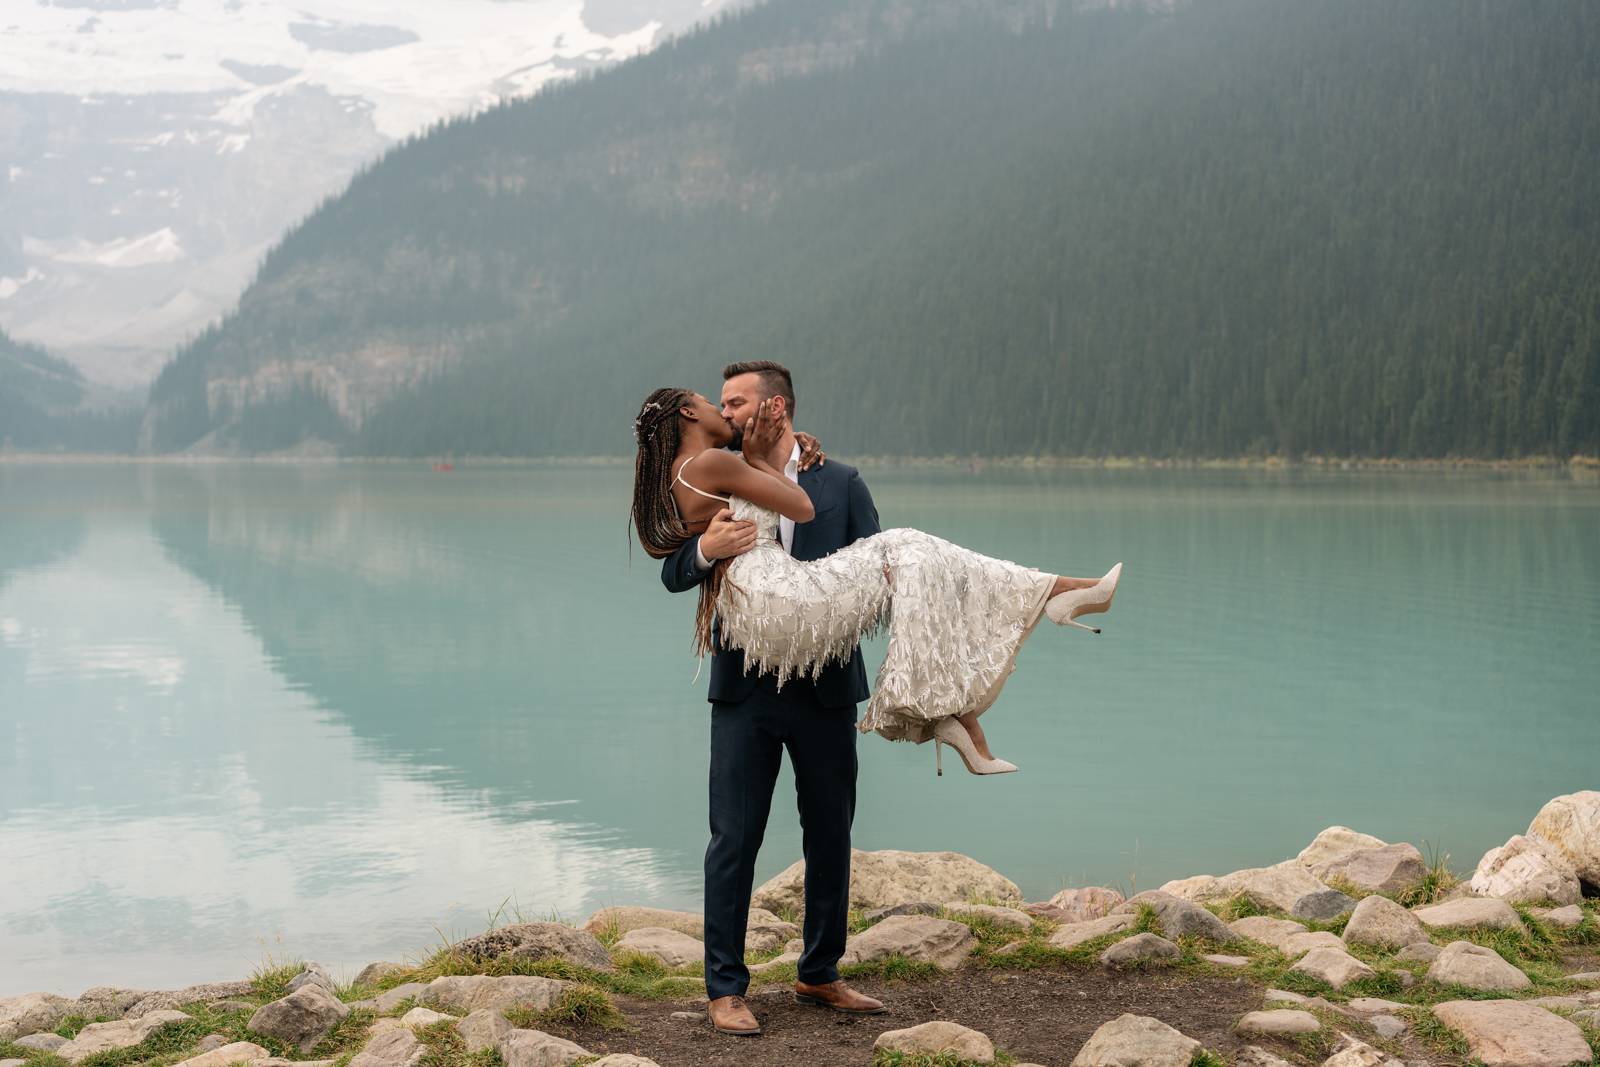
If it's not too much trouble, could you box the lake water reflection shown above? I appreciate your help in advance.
[1,462,1596,995]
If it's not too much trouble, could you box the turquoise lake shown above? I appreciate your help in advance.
[1,462,1596,995]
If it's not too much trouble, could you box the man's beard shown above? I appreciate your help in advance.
[725,421,742,450]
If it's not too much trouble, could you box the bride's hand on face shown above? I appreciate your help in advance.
[741,397,783,461]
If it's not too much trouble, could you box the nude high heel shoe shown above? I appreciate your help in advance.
[933,718,1018,776]
[1045,562,1122,634]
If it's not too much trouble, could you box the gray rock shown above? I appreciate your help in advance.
[456,1009,511,1053]
[348,1028,426,1067]
[611,927,703,969]
[1299,827,1391,873]
[168,1042,271,1067]
[191,1035,231,1053]
[13,1033,69,1052]
[753,849,1022,913]
[1069,1014,1200,1067]
[743,909,802,954]
[1289,947,1377,989]
[1282,931,1347,958]
[1048,913,1136,949]
[422,976,571,1015]
[1044,886,1126,922]
[668,1011,705,1023]
[1292,889,1360,921]
[840,914,977,970]
[399,1008,453,1029]
[353,963,410,989]
[1099,933,1180,968]
[580,907,703,939]
[246,985,351,1053]
[1567,971,1600,983]
[498,1028,592,1067]
[286,965,337,996]
[860,901,943,925]
[1471,835,1583,905]
[1321,1034,1403,1067]
[1412,897,1524,931]
[590,1058,661,1067]
[1395,941,1442,963]
[453,923,613,971]
[1531,904,1585,928]
[1235,1010,1320,1037]
[1370,1015,1408,1039]
[1237,1049,1295,1067]
[1203,954,1251,967]
[1229,916,1310,950]
[1433,998,1593,1067]
[71,988,150,1021]
[873,1020,995,1064]
[1,1058,27,1067]
[0,992,76,1041]
[58,1010,193,1063]
[1425,940,1532,992]
[126,983,255,1019]
[1528,790,1600,891]
[1321,843,1429,897]
[1346,997,1407,1014]
[1343,894,1433,951]
[1114,891,1237,942]
[374,983,427,1014]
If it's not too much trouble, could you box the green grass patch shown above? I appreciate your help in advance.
[1397,843,1460,909]
[75,1019,214,1067]
[841,955,943,984]
[248,957,309,1002]
[504,985,626,1031]
[871,1051,1016,1067]
[1190,1051,1225,1067]
[1403,1006,1471,1057]
[1130,904,1162,936]
[412,1017,502,1067]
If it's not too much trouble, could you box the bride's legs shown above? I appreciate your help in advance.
[954,711,996,760]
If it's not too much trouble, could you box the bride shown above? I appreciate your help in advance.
[629,386,1121,775]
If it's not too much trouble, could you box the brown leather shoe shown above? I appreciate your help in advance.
[706,994,762,1035]
[793,980,886,1014]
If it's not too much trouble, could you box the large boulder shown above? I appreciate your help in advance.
[1288,947,1376,989]
[1528,791,1600,890]
[1069,1014,1200,1067]
[0,993,76,1041]
[456,1010,512,1053]
[1045,887,1125,922]
[611,927,703,969]
[247,985,349,1054]
[1319,843,1429,897]
[422,976,571,1015]
[1342,894,1432,949]
[58,1010,193,1063]
[498,1028,592,1067]
[1412,897,1525,931]
[1472,835,1584,904]
[1426,941,1532,992]
[450,923,613,971]
[1433,999,1592,1067]
[942,902,1033,933]
[839,915,977,970]
[125,983,255,1019]
[1297,827,1389,873]
[873,1021,994,1064]
[752,849,1020,913]
[1113,891,1236,942]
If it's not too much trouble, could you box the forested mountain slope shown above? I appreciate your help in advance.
[140,0,1600,458]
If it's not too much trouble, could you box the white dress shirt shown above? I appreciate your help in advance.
[695,440,801,569]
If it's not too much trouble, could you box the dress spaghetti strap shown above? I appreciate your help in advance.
[673,452,732,505]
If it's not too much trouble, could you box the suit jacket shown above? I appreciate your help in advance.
[660,458,881,708]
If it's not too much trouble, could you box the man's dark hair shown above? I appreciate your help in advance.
[723,360,796,420]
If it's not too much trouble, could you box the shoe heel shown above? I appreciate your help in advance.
[1063,618,1100,634]
[935,739,943,777]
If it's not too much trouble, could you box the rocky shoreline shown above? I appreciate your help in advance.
[4,791,1598,1067]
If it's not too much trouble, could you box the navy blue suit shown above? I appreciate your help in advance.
[661,458,880,999]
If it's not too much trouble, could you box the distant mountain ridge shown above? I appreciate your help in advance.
[138,0,1600,459]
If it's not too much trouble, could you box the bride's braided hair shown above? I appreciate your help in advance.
[629,386,724,656]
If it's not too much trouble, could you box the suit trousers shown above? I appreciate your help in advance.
[703,672,858,1000]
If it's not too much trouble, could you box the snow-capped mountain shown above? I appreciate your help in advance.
[0,0,729,387]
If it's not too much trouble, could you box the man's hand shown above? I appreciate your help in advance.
[699,507,757,562]
[795,431,826,471]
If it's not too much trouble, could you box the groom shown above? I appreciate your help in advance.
[660,360,886,1036]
